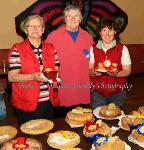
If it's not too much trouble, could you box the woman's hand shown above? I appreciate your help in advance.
[89,69,102,77]
[106,71,118,77]
[34,72,49,82]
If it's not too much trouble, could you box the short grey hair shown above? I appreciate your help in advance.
[20,14,45,32]
[63,5,83,22]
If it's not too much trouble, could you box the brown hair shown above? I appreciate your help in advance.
[98,18,120,41]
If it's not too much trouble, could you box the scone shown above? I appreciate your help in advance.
[65,107,94,125]
[132,124,144,143]
[83,120,111,137]
[121,115,144,130]
[47,130,80,149]
[99,103,121,119]
[94,136,125,150]
[1,137,42,150]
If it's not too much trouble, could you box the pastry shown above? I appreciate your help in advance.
[132,124,144,143]
[130,107,144,119]
[83,120,111,137]
[121,115,144,130]
[0,126,17,143]
[99,103,121,119]
[1,137,42,150]
[93,136,125,150]
[65,107,94,125]
[42,67,57,79]
[96,63,107,72]
[97,60,118,72]
[20,119,54,135]
[47,130,80,149]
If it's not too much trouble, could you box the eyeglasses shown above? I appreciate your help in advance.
[26,25,43,29]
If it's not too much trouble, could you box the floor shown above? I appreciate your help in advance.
[3,73,144,120]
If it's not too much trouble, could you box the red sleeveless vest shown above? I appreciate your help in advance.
[8,39,57,112]
[90,42,126,96]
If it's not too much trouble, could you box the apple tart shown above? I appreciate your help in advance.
[20,119,54,135]
[47,130,80,149]
[1,137,42,150]
[0,126,17,143]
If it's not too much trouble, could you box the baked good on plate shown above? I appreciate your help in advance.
[83,120,111,137]
[94,136,125,150]
[0,126,17,143]
[65,107,94,125]
[1,137,42,150]
[47,130,80,149]
[121,115,144,130]
[96,60,118,73]
[131,124,144,143]
[99,103,121,118]
[42,67,57,79]
[20,119,54,135]
[130,106,144,119]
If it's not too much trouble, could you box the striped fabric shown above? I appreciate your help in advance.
[9,43,60,102]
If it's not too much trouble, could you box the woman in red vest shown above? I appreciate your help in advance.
[8,15,60,125]
[89,18,131,110]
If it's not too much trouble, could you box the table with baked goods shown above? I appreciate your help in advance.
[0,105,143,150]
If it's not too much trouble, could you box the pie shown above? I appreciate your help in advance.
[47,130,80,149]
[0,126,17,143]
[83,120,111,137]
[99,103,121,119]
[1,137,42,150]
[131,124,144,143]
[93,136,125,150]
[121,115,144,130]
[20,119,54,135]
[65,107,94,125]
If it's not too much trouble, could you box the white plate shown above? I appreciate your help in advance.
[93,106,125,120]
[128,134,144,148]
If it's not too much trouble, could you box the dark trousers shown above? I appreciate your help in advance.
[54,104,89,118]
[15,101,54,125]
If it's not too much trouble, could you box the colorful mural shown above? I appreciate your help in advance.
[15,0,128,41]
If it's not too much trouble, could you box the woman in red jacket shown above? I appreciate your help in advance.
[8,15,60,125]
[89,18,131,110]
